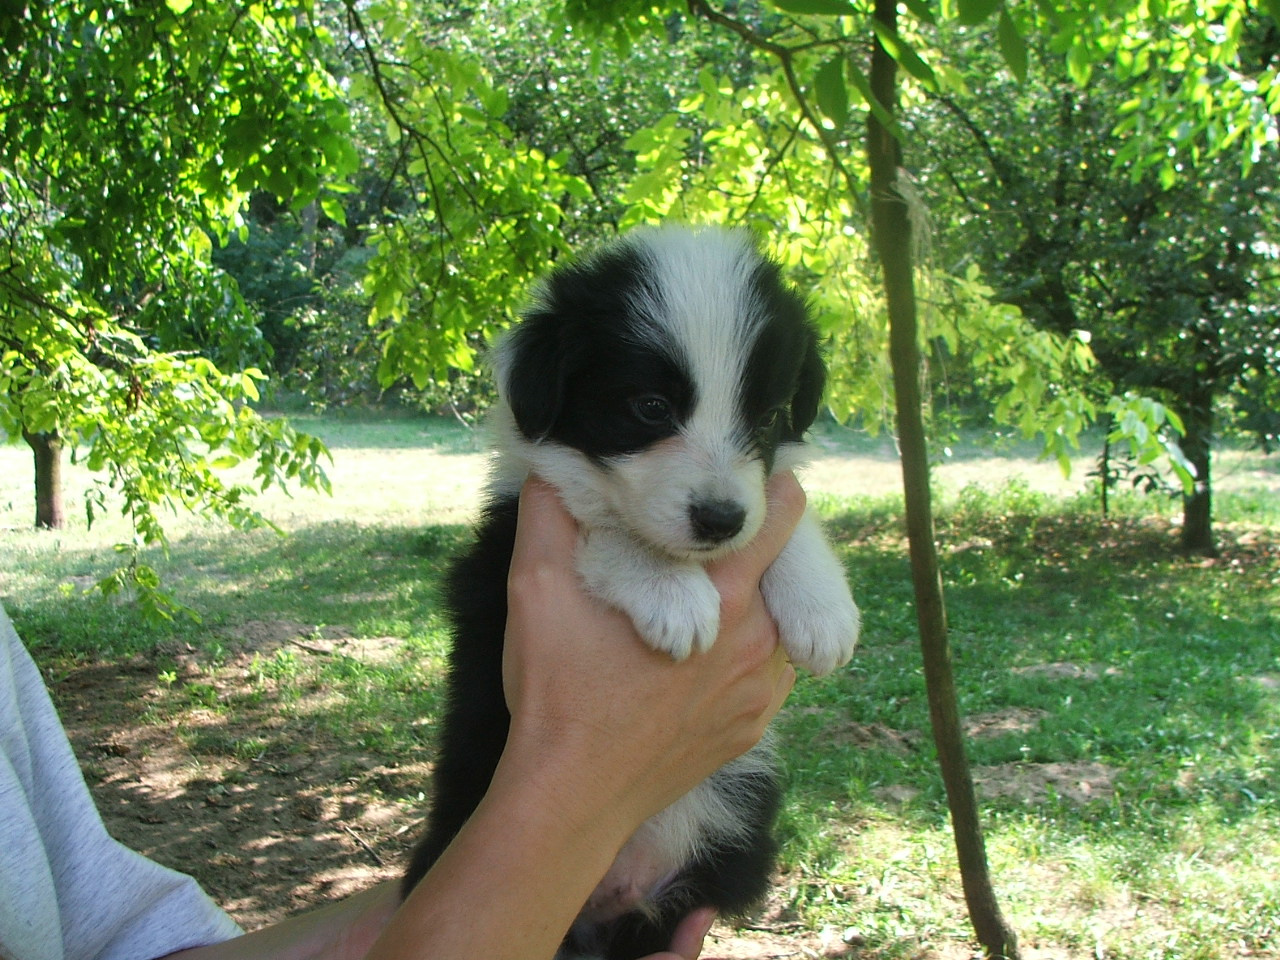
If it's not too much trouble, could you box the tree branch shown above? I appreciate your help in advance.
[685,0,868,219]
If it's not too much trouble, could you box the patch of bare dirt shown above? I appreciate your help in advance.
[221,619,353,652]
[701,891,982,959]
[963,707,1047,739]
[703,923,824,959]
[1011,661,1122,681]
[972,761,1118,805]
[51,639,421,932]
[1241,673,1280,690]
[821,720,922,755]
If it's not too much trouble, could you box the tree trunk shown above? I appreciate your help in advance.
[1177,393,1216,556]
[300,200,319,275]
[23,429,66,530]
[867,3,1020,957]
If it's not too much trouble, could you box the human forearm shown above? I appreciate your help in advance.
[365,745,634,960]
[161,881,399,960]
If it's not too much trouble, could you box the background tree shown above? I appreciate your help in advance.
[0,0,352,613]
[917,15,1280,554]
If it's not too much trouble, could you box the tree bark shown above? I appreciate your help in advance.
[1177,392,1216,556]
[300,199,319,275]
[867,2,1019,957]
[23,429,66,530]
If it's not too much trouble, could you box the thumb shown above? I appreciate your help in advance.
[661,908,717,960]
[509,476,578,575]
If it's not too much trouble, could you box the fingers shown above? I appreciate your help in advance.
[504,477,592,715]
[706,472,805,602]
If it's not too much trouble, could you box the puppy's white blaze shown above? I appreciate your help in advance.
[630,226,763,441]
[612,227,774,557]
[629,225,767,373]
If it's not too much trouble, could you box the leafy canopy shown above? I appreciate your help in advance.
[1,0,354,615]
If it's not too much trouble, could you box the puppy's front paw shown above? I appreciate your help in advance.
[762,512,861,676]
[626,570,721,661]
[577,534,721,661]
[774,579,860,676]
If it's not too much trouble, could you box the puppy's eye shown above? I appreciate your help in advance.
[757,407,785,432]
[631,395,673,426]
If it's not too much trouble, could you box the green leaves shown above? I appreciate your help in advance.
[769,0,857,14]
[870,21,938,86]
[1,0,349,616]
[347,9,590,393]
[1107,394,1196,493]
[941,1,1028,82]
[815,57,850,129]
[1065,39,1093,87]
[996,8,1027,83]
[320,195,348,228]
[955,0,1000,25]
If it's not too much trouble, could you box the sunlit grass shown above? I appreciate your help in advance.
[766,470,1280,958]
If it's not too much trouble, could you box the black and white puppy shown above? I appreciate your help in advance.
[403,225,860,959]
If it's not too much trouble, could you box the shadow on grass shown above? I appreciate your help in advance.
[822,500,1280,832]
[12,520,476,929]
[53,653,431,929]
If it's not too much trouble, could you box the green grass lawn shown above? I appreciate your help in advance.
[1,414,1277,958]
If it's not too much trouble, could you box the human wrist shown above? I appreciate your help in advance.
[492,712,654,848]
[368,739,637,960]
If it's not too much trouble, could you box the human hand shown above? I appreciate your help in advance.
[497,472,803,838]
[639,907,718,960]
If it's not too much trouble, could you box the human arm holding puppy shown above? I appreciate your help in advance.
[358,472,803,960]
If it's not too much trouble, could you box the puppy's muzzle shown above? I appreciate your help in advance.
[689,498,747,544]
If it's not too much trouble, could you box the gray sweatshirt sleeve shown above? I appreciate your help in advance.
[0,603,243,960]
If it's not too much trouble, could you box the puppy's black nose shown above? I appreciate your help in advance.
[689,499,747,543]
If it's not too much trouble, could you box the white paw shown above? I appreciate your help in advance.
[774,581,860,676]
[761,517,860,676]
[576,532,722,661]
[624,569,721,660]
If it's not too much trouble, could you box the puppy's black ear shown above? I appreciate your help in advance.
[496,310,572,440]
[789,329,827,437]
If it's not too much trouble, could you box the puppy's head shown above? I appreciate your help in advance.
[494,225,825,560]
